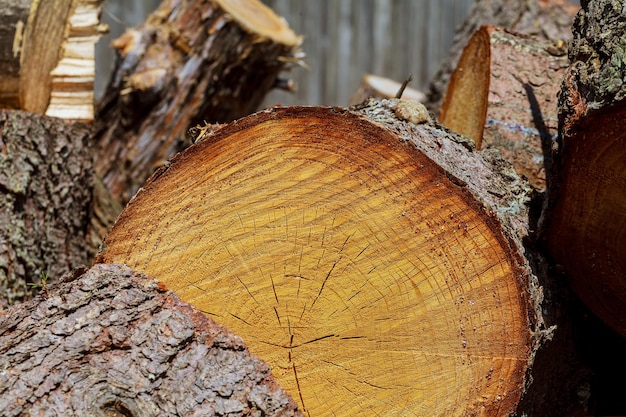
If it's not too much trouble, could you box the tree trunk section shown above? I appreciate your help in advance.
[542,0,626,337]
[426,0,578,113]
[440,26,569,190]
[0,110,93,305]
[0,263,304,417]
[96,100,544,416]
[0,0,104,121]
[93,0,302,205]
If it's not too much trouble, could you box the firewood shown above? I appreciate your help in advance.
[426,0,578,113]
[0,110,93,305]
[0,263,304,416]
[349,74,426,105]
[542,0,626,337]
[0,0,104,121]
[440,26,569,190]
[97,99,544,416]
[93,0,303,205]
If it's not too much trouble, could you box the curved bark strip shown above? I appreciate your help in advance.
[426,0,578,113]
[543,0,626,337]
[440,26,570,190]
[94,0,302,204]
[0,263,303,416]
[0,110,93,305]
[98,101,542,416]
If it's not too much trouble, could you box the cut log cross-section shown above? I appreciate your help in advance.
[98,101,540,416]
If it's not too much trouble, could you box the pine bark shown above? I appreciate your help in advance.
[542,0,626,337]
[426,0,579,113]
[93,0,302,205]
[0,263,304,417]
[440,26,570,190]
[96,99,545,416]
[0,110,93,305]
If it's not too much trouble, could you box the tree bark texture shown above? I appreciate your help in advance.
[542,0,626,337]
[0,110,93,305]
[426,0,579,113]
[0,263,304,417]
[96,100,546,416]
[440,26,570,190]
[94,0,302,205]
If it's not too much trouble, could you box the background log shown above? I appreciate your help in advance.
[93,0,302,205]
[440,26,569,190]
[542,0,626,337]
[349,74,426,105]
[97,100,543,416]
[0,0,104,121]
[0,263,304,417]
[426,0,579,113]
[0,110,92,305]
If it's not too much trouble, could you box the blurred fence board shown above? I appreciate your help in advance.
[262,0,474,106]
[96,0,475,106]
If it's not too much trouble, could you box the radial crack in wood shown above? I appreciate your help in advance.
[98,101,540,416]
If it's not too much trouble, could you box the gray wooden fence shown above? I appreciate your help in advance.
[96,0,475,106]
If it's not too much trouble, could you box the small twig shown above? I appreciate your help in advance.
[395,74,414,99]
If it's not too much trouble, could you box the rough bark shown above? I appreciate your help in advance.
[96,99,545,416]
[426,0,579,113]
[0,0,104,121]
[0,110,93,305]
[93,0,302,205]
[542,0,626,337]
[440,26,570,190]
[0,263,304,417]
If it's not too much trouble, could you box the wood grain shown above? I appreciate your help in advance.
[98,103,538,416]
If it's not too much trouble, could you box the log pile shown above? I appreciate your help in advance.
[1,0,626,415]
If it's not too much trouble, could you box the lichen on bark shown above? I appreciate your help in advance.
[561,0,626,130]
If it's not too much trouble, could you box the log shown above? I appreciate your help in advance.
[93,0,302,204]
[542,0,626,337]
[97,100,544,416]
[440,26,570,190]
[349,74,426,106]
[0,0,104,121]
[426,0,578,113]
[0,110,93,305]
[0,263,304,416]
